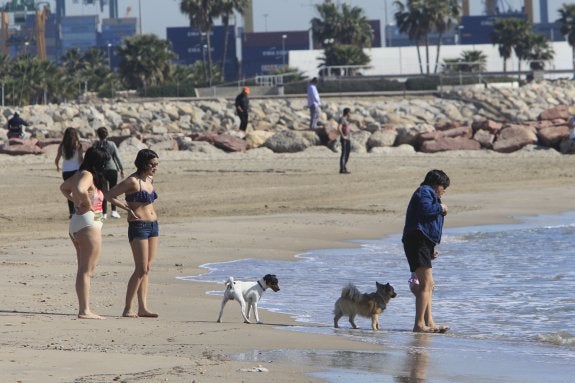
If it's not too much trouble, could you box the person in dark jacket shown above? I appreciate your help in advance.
[7,112,30,139]
[402,169,450,333]
[235,86,250,131]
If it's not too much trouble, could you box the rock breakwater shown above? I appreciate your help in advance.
[1,80,575,156]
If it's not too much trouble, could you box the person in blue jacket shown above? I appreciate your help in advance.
[402,169,450,333]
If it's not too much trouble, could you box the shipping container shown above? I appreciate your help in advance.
[102,17,137,26]
[167,25,238,80]
[241,31,309,77]
[460,15,526,45]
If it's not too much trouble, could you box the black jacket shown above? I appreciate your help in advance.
[8,115,29,135]
[235,92,249,115]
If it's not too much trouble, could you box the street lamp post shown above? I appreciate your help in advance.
[282,34,287,66]
[138,0,142,35]
[24,41,29,55]
[107,43,112,69]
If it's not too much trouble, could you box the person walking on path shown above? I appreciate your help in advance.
[105,149,160,318]
[235,86,250,131]
[7,112,30,139]
[307,77,321,130]
[60,147,110,319]
[55,127,84,218]
[93,127,124,219]
[337,108,352,174]
[402,169,450,333]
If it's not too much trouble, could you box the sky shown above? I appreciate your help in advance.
[62,0,567,39]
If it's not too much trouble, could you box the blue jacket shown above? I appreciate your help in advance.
[402,185,445,244]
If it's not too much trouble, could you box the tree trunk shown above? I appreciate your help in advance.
[425,35,430,75]
[416,43,424,74]
[434,32,443,74]
[503,58,507,73]
[221,15,230,82]
[207,27,213,87]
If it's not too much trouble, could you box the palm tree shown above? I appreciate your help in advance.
[558,4,575,77]
[338,3,373,46]
[394,0,428,74]
[491,18,523,73]
[511,21,536,76]
[117,34,175,91]
[179,0,219,86]
[215,0,247,82]
[395,0,461,75]
[311,1,372,47]
[442,50,486,73]
[311,1,342,47]
[428,0,461,73]
[311,0,372,75]
[320,44,370,76]
[526,34,554,71]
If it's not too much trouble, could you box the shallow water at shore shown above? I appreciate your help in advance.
[180,211,575,382]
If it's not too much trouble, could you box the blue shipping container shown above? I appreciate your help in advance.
[167,25,238,80]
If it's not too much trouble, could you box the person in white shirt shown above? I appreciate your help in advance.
[307,77,321,129]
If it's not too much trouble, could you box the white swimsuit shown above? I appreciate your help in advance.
[68,189,104,240]
[69,211,103,240]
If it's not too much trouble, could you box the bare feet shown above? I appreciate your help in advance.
[78,312,106,320]
[138,310,159,318]
[413,325,449,333]
[122,311,138,318]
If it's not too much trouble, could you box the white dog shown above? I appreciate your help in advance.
[216,274,280,324]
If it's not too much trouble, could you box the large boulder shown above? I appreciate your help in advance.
[537,125,569,147]
[538,105,570,121]
[493,125,538,153]
[473,129,495,149]
[395,124,435,146]
[472,120,503,134]
[265,130,311,153]
[0,142,44,155]
[245,130,275,149]
[559,138,575,154]
[212,134,248,153]
[367,128,397,149]
[420,136,481,153]
[350,130,371,153]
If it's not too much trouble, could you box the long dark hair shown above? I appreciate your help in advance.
[80,147,110,190]
[134,149,159,175]
[62,127,81,159]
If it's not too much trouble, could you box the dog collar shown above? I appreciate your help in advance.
[257,280,265,289]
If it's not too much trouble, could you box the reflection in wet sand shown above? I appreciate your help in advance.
[395,334,430,382]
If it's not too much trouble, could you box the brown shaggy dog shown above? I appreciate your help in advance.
[333,282,397,331]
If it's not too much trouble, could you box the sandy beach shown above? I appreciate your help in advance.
[2,145,575,383]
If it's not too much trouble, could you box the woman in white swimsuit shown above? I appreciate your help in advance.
[60,147,110,319]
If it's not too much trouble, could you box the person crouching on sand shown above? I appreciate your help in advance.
[402,169,450,333]
[105,149,160,318]
[60,147,110,319]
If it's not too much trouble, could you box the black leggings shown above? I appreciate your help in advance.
[102,169,119,214]
[340,139,351,172]
[62,170,77,215]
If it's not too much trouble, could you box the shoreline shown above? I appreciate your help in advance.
[1,149,575,382]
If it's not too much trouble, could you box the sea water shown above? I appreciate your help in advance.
[179,212,575,382]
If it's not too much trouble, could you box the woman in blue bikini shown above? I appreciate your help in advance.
[106,149,160,318]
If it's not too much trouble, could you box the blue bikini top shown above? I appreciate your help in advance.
[125,177,158,204]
